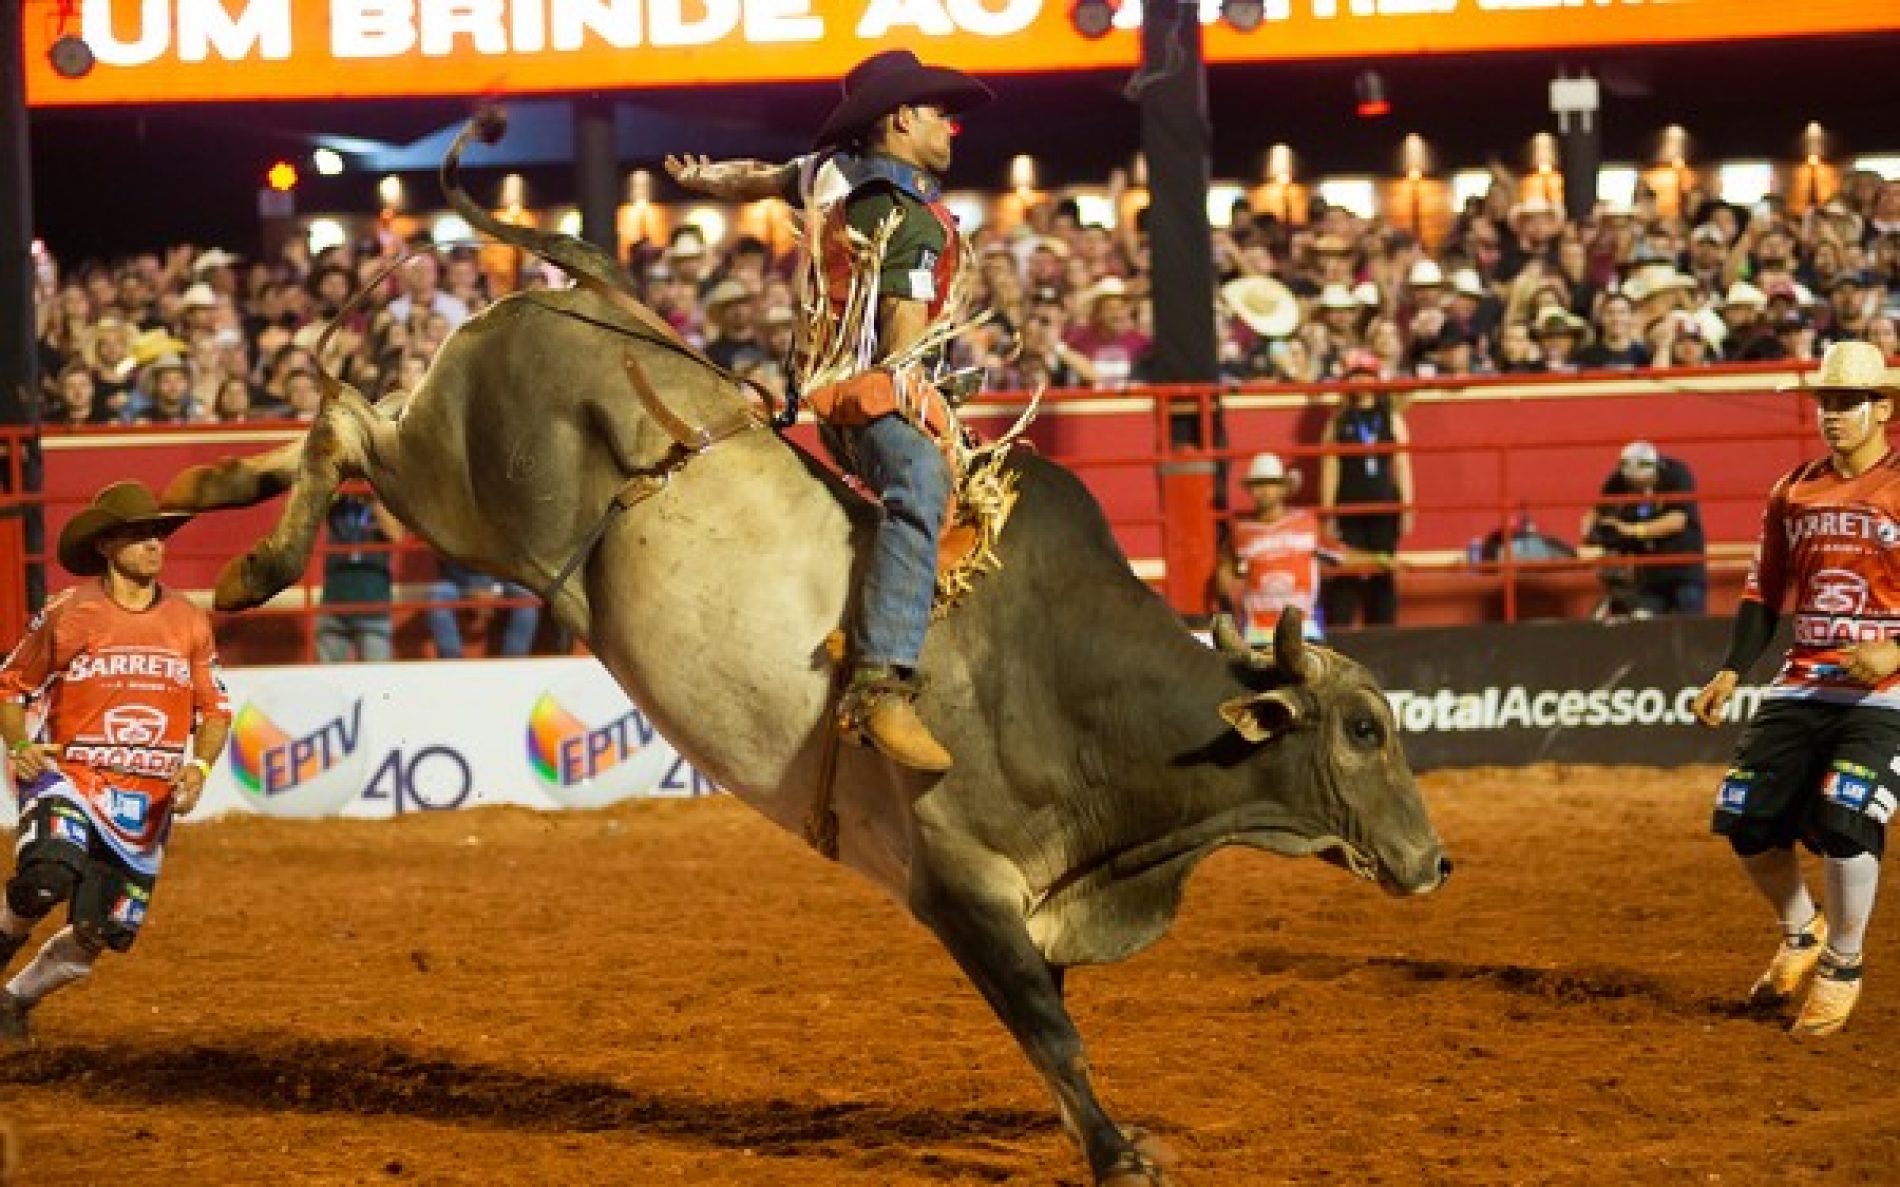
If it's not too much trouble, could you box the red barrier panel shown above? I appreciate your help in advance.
[12,363,1821,657]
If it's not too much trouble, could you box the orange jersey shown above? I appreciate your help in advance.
[1743,452,1900,706]
[0,583,230,864]
[1232,510,1329,644]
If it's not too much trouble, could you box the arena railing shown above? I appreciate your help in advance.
[13,360,1823,656]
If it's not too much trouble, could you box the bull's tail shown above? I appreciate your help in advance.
[442,110,686,346]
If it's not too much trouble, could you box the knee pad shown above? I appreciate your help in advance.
[6,859,81,920]
[69,920,111,958]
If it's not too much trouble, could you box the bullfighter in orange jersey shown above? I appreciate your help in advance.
[0,481,231,1044]
[1696,341,1900,1037]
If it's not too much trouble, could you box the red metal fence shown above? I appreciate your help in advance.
[5,362,1815,658]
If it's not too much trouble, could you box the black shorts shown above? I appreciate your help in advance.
[1713,698,1900,859]
[13,797,157,952]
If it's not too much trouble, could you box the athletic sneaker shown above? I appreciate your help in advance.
[0,993,30,1046]
[1746,916,1828,1008]
[1791,954,1863,1038]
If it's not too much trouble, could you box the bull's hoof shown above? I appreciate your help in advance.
[1098,1128,1179,1186]
[213,550,297,612]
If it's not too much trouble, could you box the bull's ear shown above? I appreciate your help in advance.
[1218,689,1302,744]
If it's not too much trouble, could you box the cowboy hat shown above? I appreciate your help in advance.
[1449,268,1488,301]
[1781,340,1900,396]
[703,279,753,310]
[813,50,992,150]
[131,328,190,366]
[57,481,193,577]
[1221,276,1299,339]
[1245,452,1289,483]
[1533,307,1591,341]
[1316,283,1359,312]
[180,282,219,309]
[1407,259,1446,288]
[1623,264,1698,304]
[1718,281,1767,311]
[1078,277,1131,320]
[191,248,241,274]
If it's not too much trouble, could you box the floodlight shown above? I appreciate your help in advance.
[1072,0,1116,39]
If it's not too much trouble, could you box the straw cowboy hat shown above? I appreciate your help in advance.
[1221,276,1299,339]
[1407,259,1446,288]
[1316,283,1359,312]
[1782,340,1900,396]
[813,50,993,150]
[1718,281,1768,311]
[1533,307,1592,342]
[1078,276,1131,320]
[1449,268,1488,301]
[58,481,193,577]
[1622,263,1698,304]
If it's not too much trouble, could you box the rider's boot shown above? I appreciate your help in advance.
[839,665,954,773]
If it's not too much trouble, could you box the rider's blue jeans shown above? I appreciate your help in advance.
[849,413,950,672]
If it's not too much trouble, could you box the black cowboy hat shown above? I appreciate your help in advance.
[58,481,192,577]
[813,50,992,150]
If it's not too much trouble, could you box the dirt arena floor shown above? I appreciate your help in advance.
[1,764,1896,1185]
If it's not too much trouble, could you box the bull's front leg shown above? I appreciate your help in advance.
[211,410,351,611]
[911,856,1174,1186]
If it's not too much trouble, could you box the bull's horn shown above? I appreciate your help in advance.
[1273,608,1325,683]
[1211,614,1255,659]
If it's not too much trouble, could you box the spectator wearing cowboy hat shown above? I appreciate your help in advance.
[1067,277,1150,389]
[1533,307,1591,372]
[1718,281,1770,360]
[664,49,994,772]
[702,279,765,371]
[1219,276,1300,380]
[1498,195,1560,283]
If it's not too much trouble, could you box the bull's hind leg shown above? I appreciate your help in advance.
[207,385,395,611]
[912,859,1174,1186]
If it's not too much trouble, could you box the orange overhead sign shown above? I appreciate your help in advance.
[23,0,1900,108]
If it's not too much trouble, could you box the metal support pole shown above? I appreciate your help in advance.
[575,97,621,265]
[0,0,45,614]
[1135,0,1218,438]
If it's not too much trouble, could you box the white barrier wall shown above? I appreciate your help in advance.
[198,658,713,821]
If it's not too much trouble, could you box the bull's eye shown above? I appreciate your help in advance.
[1348,715,1385,749]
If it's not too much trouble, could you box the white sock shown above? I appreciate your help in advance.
[7,927,97,1007]
[0,905,30,939]
[1738,849,1818,938]
[1822,853,1881,964]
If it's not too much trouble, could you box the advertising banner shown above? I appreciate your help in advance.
[201,656,715,822]
[1344,615,1791,770]
[24,0,1900,107]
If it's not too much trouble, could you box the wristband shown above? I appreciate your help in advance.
[8,739,32,755]
[184,757,212,777]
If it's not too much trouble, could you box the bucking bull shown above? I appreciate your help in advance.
[163,113,1450,1185]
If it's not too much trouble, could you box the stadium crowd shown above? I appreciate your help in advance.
[28,165,1900,428]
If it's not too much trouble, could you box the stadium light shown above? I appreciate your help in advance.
[1071,0,1116,39]
[312,148,345,177]
[1354,71,1390,119]
[1264,143,1294,186]
[265,161,300,193]
[1221,0,1265,32]
[377,175,404,210]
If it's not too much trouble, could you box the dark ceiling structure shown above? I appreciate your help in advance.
[27,31,1900,260]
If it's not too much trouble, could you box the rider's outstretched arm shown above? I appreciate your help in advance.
[664,155,801,203]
